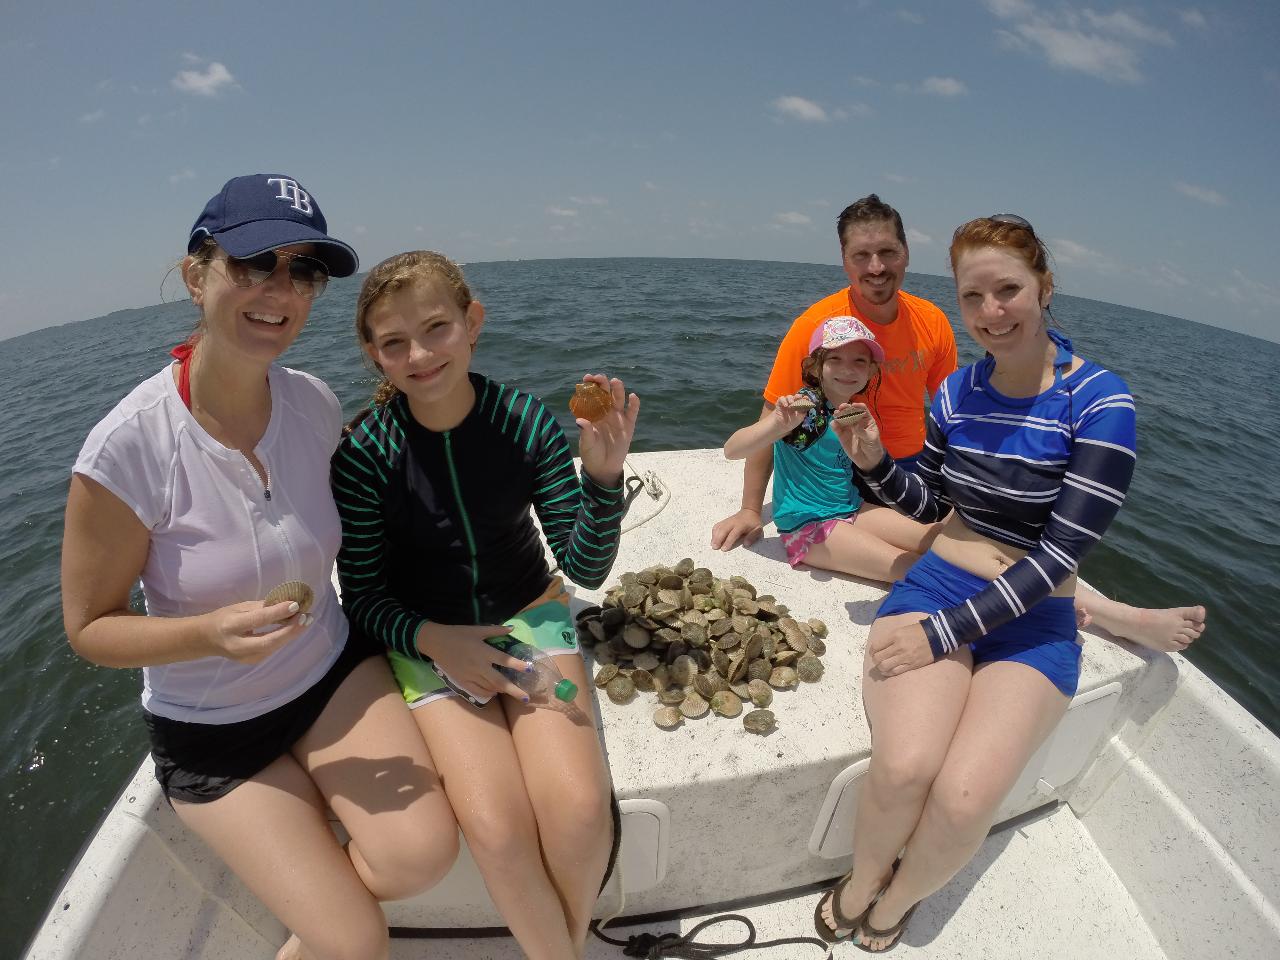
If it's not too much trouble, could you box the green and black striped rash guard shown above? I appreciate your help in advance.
[331,373,626,661]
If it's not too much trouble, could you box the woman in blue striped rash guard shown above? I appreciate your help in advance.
[815,216,1138,951]
[331,251,639,960]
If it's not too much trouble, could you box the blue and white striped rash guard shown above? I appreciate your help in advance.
[861,342,1137,659]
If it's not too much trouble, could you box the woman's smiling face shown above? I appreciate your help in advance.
[954,245,1051,359]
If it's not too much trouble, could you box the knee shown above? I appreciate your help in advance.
[925,772,999,840]
[361,824,460,901]
[868,749,942,802]
[537,784,613,856]
[459,802,541,867]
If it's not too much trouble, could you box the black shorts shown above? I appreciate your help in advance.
[143,635,379,804]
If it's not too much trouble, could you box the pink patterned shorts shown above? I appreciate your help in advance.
[780,514,857,568]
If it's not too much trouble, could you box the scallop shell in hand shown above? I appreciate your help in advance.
[569,381,614,422]
[264,580,314,614]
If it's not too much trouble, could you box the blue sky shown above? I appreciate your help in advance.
[1,1,1276,342]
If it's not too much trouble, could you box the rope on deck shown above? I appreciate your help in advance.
[591,913,832,958]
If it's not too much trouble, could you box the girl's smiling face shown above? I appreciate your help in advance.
[361,277,485,409]
[819,340,875,405]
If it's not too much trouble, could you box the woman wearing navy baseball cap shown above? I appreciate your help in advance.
[61,174,459,959]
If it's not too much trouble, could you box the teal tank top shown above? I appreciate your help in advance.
[772,424,862,533]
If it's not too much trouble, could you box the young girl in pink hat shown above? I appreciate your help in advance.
[724,315,938,581]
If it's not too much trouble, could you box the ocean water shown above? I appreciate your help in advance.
[2,257,1277,956]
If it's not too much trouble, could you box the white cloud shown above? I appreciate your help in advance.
[775,211,813,226]
[897,10,924,25]
[1180,9,1207,30]
[643,181,659,192]
[985,0,1035,19]
[180,51,203,65]
[1154,263,1190,287]
[78,109,105,124]
[569,195,608,206]
[921,76,968,96]
[772,95,828,122]
[836,102,874,119]
[546,206,578,217]
[172,61,235,97]
[1014,23,1142,83]
[1173,180,1226,206]
[168,168,196,184]
[1081,10,1173,47]
[906,228,933,245]
[984,1,1175,83]
[1216,269,1280,313]
[1049,237,1110,269]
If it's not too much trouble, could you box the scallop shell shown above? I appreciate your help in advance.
[679,692,710,719]
[747,678,774,707]
[797,655,825,683]
[606,675,636,704]
[594,664,619,688]
[631,668,656,692]
[807,618,829,638]
[658,686,687,705]
[743,709,776,734]
[710,691,743,718]
[569,381,613,422]
[769,666,799,689]
[263,580,313,614]
[654,706,684,729]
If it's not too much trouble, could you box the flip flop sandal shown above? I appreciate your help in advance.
[813,872,871,944]
[855,901,919,953]
[813,857,902,945]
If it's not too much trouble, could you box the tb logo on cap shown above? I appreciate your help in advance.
[267,177,313,216]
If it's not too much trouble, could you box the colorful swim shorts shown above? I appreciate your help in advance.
[779,514,857,568]
[387,582,581,710]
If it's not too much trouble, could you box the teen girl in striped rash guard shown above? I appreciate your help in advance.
[815,216,1136,952]
[332,251,639,960]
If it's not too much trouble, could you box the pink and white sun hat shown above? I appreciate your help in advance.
[807,316,886,364]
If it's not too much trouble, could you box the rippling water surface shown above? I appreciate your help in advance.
[2,257,1277,957]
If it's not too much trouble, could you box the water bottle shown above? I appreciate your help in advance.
[496,641,579,706]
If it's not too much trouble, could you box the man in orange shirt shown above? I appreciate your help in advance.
[712,194,954,550]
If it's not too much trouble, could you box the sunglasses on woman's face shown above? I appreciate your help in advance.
[222,249,330,299]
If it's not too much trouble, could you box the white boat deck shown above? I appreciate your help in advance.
[390,804,1166,959]
[23,449,1280,960]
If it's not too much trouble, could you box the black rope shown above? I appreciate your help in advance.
[622,474,648,515]
[590,913,831,958]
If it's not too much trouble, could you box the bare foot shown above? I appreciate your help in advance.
[1085,601,1207,653]
[275,934,304,960]
[818,860,895,941]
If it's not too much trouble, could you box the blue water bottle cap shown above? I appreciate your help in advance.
[554,679,578,702]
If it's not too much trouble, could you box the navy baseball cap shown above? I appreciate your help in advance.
[187,174,359,277]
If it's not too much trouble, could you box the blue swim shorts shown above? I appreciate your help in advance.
[877,551,1081,696]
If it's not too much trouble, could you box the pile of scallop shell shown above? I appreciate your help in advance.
[577,558,828,734]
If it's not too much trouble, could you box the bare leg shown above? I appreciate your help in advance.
[414,696,577,960]
[860,660,1069,951]
[818,613,974,939]
[1074,584,1206,652]
[803,508,940,583]
[173,754,392,960]
[292,655,460,899]
[505,653,613,957]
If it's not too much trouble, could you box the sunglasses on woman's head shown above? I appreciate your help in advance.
[222,249,330,299]
[988,213,1036,234]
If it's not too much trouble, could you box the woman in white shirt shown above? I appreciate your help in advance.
[61,174,459,960]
